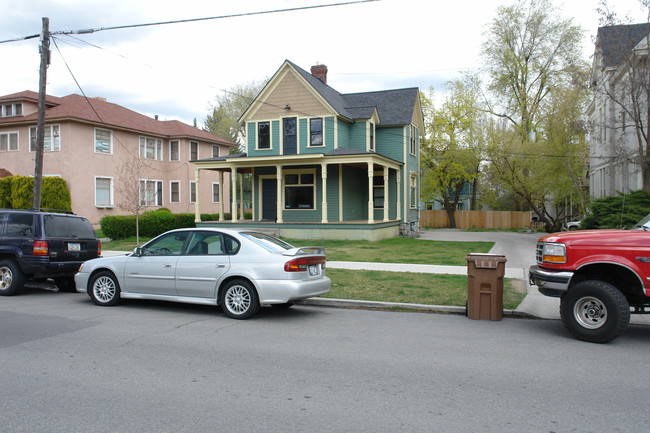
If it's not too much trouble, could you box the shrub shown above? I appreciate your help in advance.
[99,210,246,240]
[100,214,137,239]
[41,177,72,211]
[0,175,72,211]
[582,190,650,229]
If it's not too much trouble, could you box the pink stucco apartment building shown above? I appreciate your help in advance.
[0,91,235,225]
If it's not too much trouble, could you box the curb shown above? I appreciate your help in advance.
[300,297,535,318]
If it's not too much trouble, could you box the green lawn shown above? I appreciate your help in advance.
[284,237,493,266]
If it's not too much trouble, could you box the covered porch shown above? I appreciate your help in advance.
[191,152,405,240]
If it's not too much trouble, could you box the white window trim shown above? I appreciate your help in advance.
[139,179,163,206]
[189,181,197,203]
[211,182,221,203]
[0,131,19,152]
[170,140,180,161]
[190,141,199,161]
[409,125,418,156]
[94,127,113,155]
[409,172,418,210]
[367,122,375,152]
[139,136,163,161]
[1,102,22,118]
[29,124,61,152]
[283,168,317,211]
[170,180,181,203]
[256,121,273,151]
[94,176,114,208]
[309,117,325,148]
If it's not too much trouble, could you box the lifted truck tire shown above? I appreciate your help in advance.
[560,280,630,343]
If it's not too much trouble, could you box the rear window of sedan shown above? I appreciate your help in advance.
[240,232,293,253]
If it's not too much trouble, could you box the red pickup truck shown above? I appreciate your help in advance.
[529,214,650,343]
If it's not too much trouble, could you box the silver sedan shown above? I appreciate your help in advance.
[75,228,331,319]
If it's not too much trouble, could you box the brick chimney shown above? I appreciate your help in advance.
[310,64,328,84]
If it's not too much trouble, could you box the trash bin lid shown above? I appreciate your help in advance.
[466,253,507,269]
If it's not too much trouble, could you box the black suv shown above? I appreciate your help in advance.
[0,209,100,295]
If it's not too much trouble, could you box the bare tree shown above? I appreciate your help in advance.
[115,155,153,244]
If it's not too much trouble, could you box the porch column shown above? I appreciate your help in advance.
[396,170,402,221]
[276,165,283,223]
[321,163,328,223]
[383,168,389,221]
[338,165,343,222]
[231,167,238,222]
[194,168,201,223]
[239,172,244,219]
[367,163,375,224]
[218,171,224,221]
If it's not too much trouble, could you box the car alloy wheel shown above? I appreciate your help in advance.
[89,271,121,306]
[221,279,259,319]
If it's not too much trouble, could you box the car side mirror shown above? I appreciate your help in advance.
[133,247,143,257]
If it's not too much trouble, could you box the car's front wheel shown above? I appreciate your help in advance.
[220,279,260,319]
[0,259,24,296]
[560,280,630,343]
[89,271,121,306]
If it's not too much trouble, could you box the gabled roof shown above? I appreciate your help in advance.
[597,23,650,68]
[0,91,235,146]
[277,60,420,127]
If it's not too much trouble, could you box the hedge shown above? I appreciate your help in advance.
[100,209,240,239]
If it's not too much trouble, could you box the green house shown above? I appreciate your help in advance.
[192,60,423,240]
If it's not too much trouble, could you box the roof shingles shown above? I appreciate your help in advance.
[0,91,234,145]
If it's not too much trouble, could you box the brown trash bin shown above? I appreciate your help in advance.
[466,253,507,321]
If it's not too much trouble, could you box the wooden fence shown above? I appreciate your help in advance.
[420,210,535,229]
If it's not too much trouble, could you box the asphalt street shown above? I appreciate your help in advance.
[2,289,650,433]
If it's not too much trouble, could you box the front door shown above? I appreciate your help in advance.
[262,178,277,221]
[283,117,297,155]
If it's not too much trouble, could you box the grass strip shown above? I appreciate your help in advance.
[324,268,526,310]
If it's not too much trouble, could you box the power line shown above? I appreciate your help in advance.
[0,1,379,44]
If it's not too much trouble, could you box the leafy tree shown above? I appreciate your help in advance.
[480,0,589,231]
[204,80,266,152]
[420,79,482,227]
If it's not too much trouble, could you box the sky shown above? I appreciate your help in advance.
[0,0,648,128]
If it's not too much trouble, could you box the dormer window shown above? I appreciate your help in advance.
[1,103,22,118]
[369,122,375,151]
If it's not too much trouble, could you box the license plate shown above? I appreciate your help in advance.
[68,242,81,251]
[309,264,320,276]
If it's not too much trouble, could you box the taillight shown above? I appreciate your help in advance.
[284,256,326,272]
[98,240,102,256]
[33,240,48,256]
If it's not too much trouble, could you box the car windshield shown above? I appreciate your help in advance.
[240,232,293,253]
[44,215,96,238]
[633,213,650,231]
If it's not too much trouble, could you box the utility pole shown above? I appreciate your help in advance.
[33,17,50,210]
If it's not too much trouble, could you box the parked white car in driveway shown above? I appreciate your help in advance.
[75,228,331,319]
